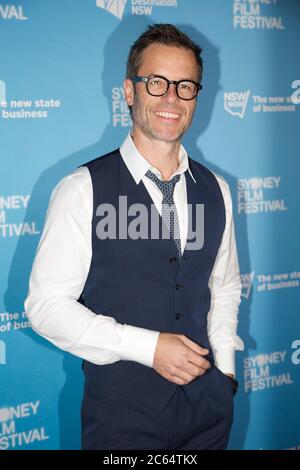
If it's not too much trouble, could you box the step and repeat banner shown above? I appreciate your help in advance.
[0,0,299,450]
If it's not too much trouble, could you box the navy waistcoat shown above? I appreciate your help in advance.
[79,149,226,410]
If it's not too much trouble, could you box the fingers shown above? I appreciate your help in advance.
[166,363,206,385]
[180,335,209,356]
[187,349,211,370]
[185,360,209,377]
[152,333,212,386]
[179,335,211,369]
[166,356,210,385]
[165,368,195,385]
[172,375,192,385]
[174,357,209,383]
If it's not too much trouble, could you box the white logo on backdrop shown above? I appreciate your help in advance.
[291,340,300,365]
[111,86,131,127]
[96,0,177,19]
[232,0,285,30]
[96,0,127,20]
[225,89,298,117]
[0,80,6,106]
[241,271,255,299]
[243,350,294,393]
[237,176,288,215]
[240,270,300,296]
[0,4,28,20]
[0,340,6,365]
[0,401,49,449]
[0,311,30,334]
[0,195,40,237]
[0,80,61,120]
[224,91,250,118]
[291,80,300,105]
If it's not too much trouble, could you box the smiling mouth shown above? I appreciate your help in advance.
[154,111,181,119]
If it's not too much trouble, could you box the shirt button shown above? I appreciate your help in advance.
[175,313,182,320]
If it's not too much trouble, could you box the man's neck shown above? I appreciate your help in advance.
[131,130,181,181]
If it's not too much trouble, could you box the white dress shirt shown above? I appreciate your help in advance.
[25,133,244,375]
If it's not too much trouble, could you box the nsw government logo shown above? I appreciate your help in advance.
[241,271,255,300]
[224,91,250,118]
[225,88,297,117]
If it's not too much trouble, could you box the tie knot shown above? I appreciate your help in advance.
[145,169,180,200]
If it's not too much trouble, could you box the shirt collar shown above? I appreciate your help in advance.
[120,132,197,184]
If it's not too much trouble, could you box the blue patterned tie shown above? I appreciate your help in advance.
[145,169,182,259]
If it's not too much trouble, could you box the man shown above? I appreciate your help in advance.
[25,24,243,450]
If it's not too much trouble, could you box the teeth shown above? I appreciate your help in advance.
[155,111,180,119]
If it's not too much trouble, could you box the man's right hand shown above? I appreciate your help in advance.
[152,333,211,385]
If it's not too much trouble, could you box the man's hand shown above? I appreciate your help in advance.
[152,333,211,385]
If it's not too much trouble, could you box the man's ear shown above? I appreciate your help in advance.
[124,79,134,106]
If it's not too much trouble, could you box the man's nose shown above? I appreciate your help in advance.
[163,83,179,103]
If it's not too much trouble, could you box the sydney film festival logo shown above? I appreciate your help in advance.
[241,271,255,300]
[243,349,294,393]
[0,4,28,20]
[232,0,285,30]
[0,401,49,449]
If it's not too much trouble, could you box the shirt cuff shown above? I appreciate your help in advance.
[118,324,160,368]
[214,348,236,377]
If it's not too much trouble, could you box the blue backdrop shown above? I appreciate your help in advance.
[1,0,300,450]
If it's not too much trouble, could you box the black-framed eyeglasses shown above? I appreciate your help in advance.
[132,75,202,101]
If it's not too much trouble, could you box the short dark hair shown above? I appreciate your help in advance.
[126,23,203,82]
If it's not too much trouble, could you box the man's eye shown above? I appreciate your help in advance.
[150,79,162,86]
[179,82,192,90]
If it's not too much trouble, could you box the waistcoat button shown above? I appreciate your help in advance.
[175,283,184,290]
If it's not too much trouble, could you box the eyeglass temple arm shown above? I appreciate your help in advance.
[132,77,148,83]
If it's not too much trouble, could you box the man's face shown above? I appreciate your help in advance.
[124,43,199,144]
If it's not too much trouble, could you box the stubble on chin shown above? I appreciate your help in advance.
[132,110,190,144]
